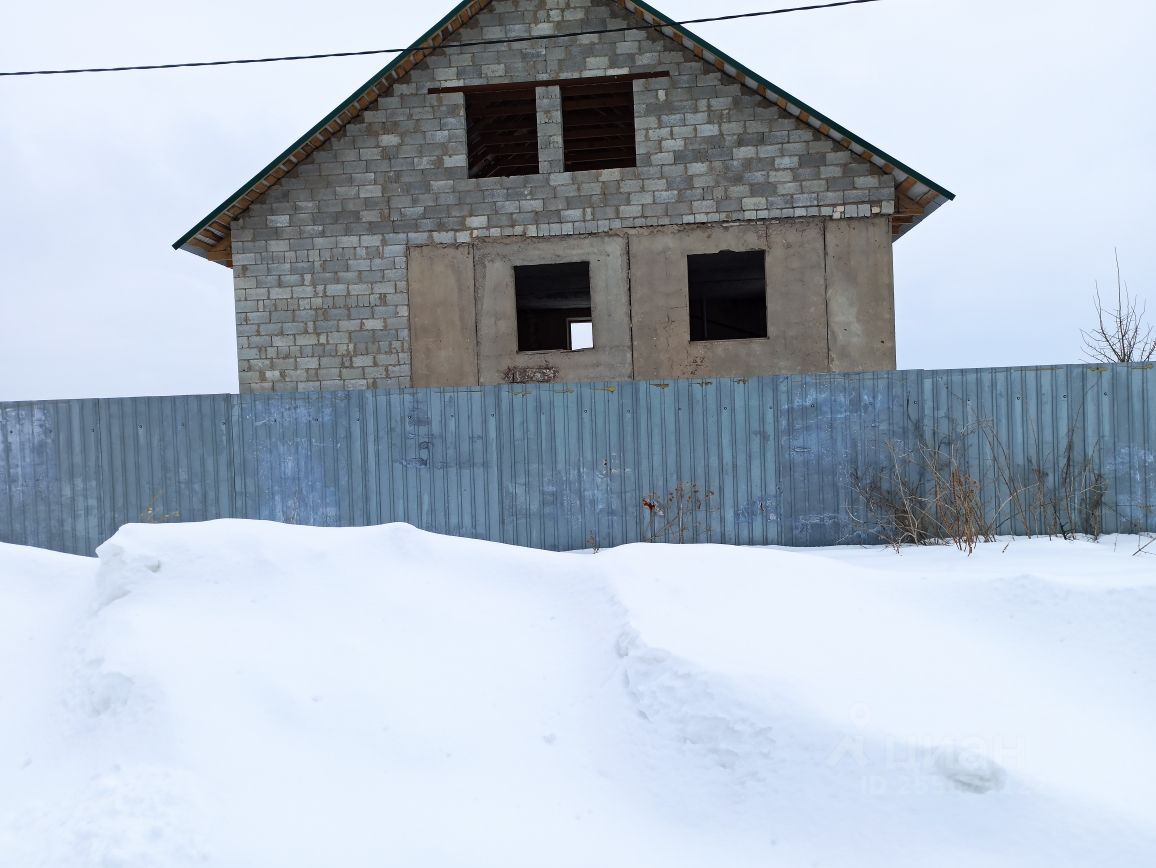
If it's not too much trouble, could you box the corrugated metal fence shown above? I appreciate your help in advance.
[1,364,1153,556]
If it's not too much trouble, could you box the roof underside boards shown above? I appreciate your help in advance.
[174,0,954,266]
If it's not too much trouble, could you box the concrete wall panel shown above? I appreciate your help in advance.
[409,244,480,388]
[630,222,832,380]
[473,234,633,385]
[413,217,898,385]
[825,217,896,372]
[767,220,829,374]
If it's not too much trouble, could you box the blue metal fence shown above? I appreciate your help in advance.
[2,364,1153,556]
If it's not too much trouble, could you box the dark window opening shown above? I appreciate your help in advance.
[561,80,637,172]
[466,86,540,178]
[515,262,593,352]
[687,251,768,342]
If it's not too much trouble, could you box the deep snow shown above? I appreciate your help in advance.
[1,523,1154,867]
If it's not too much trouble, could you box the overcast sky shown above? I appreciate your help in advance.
[1,0,1153,401]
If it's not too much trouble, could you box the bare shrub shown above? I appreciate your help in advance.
[1081,252,1155,363]
[1022,435,1106,541]
[641,482,717,543]
[585,530,601,554]
[139,492,180,524]
[850,432,994,554]
[852,413,1107,554]
[981,404,1107,541]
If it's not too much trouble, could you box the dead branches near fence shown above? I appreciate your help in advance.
[851,417,1107,554]
[641,482,716,543]
[851,436,994,554]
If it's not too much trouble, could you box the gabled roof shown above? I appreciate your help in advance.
[174,0,955,266]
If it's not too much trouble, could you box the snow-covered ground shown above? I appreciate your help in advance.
[1,522,1154,867]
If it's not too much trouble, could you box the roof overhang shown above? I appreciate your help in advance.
[174,0,954,267]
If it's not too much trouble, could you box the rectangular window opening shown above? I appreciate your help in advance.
[466,86,540,179]
[561,79,637,173]
[515,262,593,352]
[687,251,768,342]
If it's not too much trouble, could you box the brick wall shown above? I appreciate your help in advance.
[230,0,897,392]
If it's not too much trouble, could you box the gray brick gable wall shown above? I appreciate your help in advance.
[230,0,896,392]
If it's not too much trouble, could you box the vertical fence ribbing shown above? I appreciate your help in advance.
[2,364,1155,556]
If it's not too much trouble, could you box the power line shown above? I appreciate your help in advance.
[0,0,881,77]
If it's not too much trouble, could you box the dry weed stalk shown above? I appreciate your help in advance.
[139,492,180,524]
[851,434,994,554]
[983,413,1107,541]
[641,482,716,543]
[852,412,1107,553]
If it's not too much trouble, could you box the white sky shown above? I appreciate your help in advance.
[1,0,1153,401]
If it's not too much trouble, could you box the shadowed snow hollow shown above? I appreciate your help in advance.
[1,524,1154,867]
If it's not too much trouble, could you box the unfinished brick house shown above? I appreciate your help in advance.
[175,0,953,393]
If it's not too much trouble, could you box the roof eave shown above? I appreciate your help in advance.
[173,0,484,258]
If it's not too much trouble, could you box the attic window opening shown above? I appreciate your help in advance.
[561,79,637,172]
[515,262,593,352]
[466,86,539,178]
[688,251,768,342]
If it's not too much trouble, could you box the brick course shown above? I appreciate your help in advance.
[231,0,896,392]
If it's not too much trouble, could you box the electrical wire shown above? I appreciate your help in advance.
[0,0,881,77]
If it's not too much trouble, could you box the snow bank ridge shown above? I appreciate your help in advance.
[0,522,1154,867]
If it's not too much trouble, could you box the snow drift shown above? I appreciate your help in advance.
[1,523,1154,867]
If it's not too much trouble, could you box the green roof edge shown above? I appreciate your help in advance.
[172,0,478,251]
[174,0,954,252]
